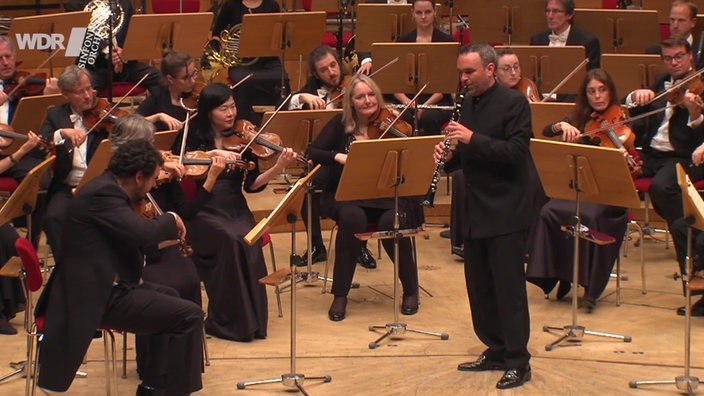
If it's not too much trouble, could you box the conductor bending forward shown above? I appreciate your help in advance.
[435,43,532,390]
[35,140,204,395]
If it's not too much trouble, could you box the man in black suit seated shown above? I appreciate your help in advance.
[530,0,601,70]
[645,1,704,69]
[35,140,203,396]
[288,45,376,269]
[627,37,704,234]
[39,65,110,258]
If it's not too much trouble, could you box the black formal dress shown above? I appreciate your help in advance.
[212,0,289,123]
[444,82,532,370]
[0,224,23,325]
[38,103,110,258]
[172,127,269,342]
[306,114,421,298]
[35,172,203,393]
[393,28,454,136]
[136,85,189,131]
[628,73,704,227]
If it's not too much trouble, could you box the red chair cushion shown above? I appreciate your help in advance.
[0,177,19,193]
[15,237,42,292]
[151,0,200,13]
[98,82,146,98]
[262,232,271,246]
[35,315,44,332]
[453,29,470,46]
[634,177,652,193]
[321,32,353,48]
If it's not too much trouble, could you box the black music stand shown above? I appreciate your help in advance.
[336,136,449,349]
[496,45,586,96]
[371,42,459,134]
[629,164,704,395]
[8,11,91,71]
[121,12,213,61]
[530,139,640,351]
[239,12,327,99]
[239,165,332,394]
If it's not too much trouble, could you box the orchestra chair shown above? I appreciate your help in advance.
[603,212,644,306]
[97,82,147,110]
[256,232,286,318]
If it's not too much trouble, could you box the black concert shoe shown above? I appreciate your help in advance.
[556,280,571,301]
[136,383,166,396]
[677,296,704,316]
[328,296,347,322]
[401,293,419,315]
[0,315,16,335]
[457,355,506,372]
[579,297,596,313]
[358,246,377,269]
[298,245,327,267]
[496,365,532,389]
[451,245,464,259]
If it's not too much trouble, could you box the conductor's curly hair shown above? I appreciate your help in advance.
[108,139,164,179]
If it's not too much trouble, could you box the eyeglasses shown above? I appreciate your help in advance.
[499,64,520,73]
[176,70,199,81]
[662,52,687,64]
[545,8,566,15]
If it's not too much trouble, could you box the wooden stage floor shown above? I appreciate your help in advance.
[0,178,702,395]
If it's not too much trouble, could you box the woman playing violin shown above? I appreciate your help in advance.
[136,51,198,131]
[527,68,630,312]
[0,36,59,124]
[495,48,540,103]
[171,83,296,342]
[307,74,422,321]
[390,0,454,136]
[108,114,224,395]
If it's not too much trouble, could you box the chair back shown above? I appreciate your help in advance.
[15,237,42,292]
[151,0,200,13]
[0,155,55,227]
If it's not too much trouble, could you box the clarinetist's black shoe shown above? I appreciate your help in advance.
[496,365,532,389]
[457,354,506,372]
[136,383,166,396]
[358,246,376,269]
[298,245,327,267]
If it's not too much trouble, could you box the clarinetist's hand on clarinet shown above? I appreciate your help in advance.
[444,121,474,144]
[433,141,452,164]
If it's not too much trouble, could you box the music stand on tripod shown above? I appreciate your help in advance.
[239,12,327,99]
[629,163,704,394]
[239,165,332,394]
[530,139,640,351]
[336,136,449,349]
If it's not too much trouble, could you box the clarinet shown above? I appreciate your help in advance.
[421,86,467,208]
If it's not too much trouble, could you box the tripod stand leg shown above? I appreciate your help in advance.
[368,326,394,350]
[584,329,631,342]
[237,377,283,390]
[405,327,449,340]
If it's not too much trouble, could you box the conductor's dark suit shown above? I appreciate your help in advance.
[38,103,109,257]
[530,26,601,70]
[34,172,203,392]
[446,82,532,370]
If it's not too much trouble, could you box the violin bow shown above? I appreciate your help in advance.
[83,73,150,136]
[5,48,63,100]
[577,104,676,139]
[644,66,704,105]
[540,58,589,102]
[325,56,400,107]
[229,72,254,90]
[236,93,293,155]
[378,82,429,139]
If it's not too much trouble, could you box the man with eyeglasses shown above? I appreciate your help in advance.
[136,51,197,131]
[646,1,703,69]
[529,0,601,70]
[39,65,111,258]
[627,37,704,234]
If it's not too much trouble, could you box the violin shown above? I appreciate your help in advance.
[179,150,254,179]
[82,97,129,133]
[226,120,307,164]
[666,74,704,108]
[327,75,352,108]
[180,78,206,112]
[368,108,413,139]
[134,192,193,257]
[0,123,53,153]
[4,71,47,103]
[583,105,641,175]
[514,77,539,102]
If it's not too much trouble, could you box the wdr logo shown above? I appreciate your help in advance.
[15,27,87,57]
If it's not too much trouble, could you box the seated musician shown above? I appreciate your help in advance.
[527,69,632,312]
[64,0,162,95]
[39,65,111,258]
[34,140,203,396]
[645,1,704,69]
[390,0,453,136]
[626,37,704,231]
[136,50,197,131]
[287,45,377,269]
[0,132,43,335]
[307,74,421,321]
[109,114,225,394]
[210,0,289,124]
[171,83,296,341]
